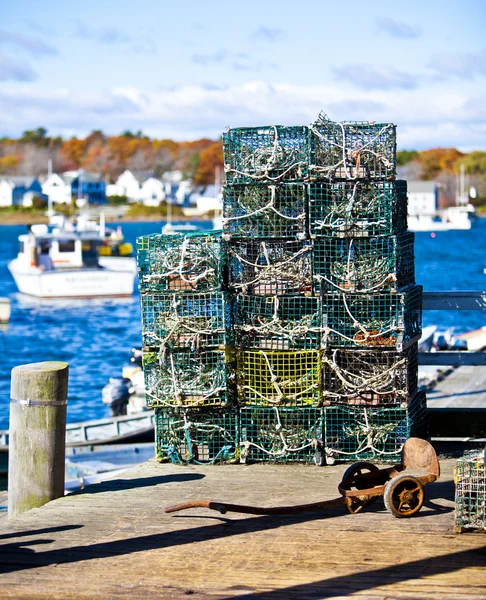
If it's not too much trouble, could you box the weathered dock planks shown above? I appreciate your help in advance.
[0,459,485,599]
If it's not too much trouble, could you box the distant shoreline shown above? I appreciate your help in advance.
[0,213,212,226]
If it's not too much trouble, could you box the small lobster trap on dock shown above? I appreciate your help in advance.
[321,344,418,406]
[312,233,415,294]
[308,180,408,238]
[234,295,322,350]
[240,406,324,464]
[236,349,321,407]
[222,183,307,239]
[309,112,396,181]
[143,348,233,409]
[137,231,223,294]
[141,292,230,350]
[321,285,422,350]
[323,390,427,464]
[155,406,240,464]
[226,239,312,296]
[454,456,486,532]
[223,125,309,184]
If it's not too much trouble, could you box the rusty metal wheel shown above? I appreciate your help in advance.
[341,461,380,514]
[384,474,425,518]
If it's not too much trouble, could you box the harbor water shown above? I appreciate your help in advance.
[0,219,485,430]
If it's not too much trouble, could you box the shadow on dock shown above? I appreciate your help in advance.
[69,472,206,496]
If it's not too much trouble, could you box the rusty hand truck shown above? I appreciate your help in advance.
[165,438,440,519]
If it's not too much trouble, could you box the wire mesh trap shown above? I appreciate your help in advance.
[321,344,418,406]
[143,348,233,409]
[240,406,324,463]
[226,239,312,296]
[222,183,307,239]
[137,231,223,294]
[234,295,322,350]
[141,292,230,350]
[324,390,427,463]
[321,285,422,350]
[237,349,321,407]
[312,233,415,294]
[223,125,309,184]
[309,180,408,238]
[308,112,396,181]
[454,456,486,532]
[155,406,240,465]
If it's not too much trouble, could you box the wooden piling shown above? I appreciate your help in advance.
[8,361,69,519]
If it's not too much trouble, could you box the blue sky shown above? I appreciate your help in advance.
[1,0,485,150]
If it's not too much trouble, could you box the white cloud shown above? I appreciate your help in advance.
[0,54,37,82]
[375,17,422,39]
[0,81,484,150]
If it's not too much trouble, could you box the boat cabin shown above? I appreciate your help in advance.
[17,225,102,271]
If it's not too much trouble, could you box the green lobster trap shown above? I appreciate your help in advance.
[454,456,486,532]
[308,180,408,238]
[234,295,322,350]
[309,112,396,181]
[137,231,223,294]
[237,349,321,407]
[312,233,415,294]
[141,292,230,350]
[240,406,324,464]
[155,406,239,464]
[321,285,422,350]
[222,183,307,239]
[226,239,312,296]
[321,344,418,406]
[143,348,233,409]
[223,125,309,184]
[324,390,427,463]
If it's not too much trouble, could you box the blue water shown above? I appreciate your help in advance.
[0,219,485,430]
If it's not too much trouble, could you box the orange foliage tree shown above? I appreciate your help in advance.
[193,141,224,186]
[418,148,464,180]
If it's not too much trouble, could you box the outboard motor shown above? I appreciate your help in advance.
[102,377,132,416]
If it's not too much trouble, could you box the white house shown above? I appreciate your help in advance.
[106,170,141,201]
[140,177,165,206]
[407,181,437,217]
[42,173,72,205]
[0,177,45,207]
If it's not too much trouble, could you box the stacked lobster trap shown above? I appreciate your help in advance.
[136,111,426,466]
[137,231,239,464]
[308,111,425,464]
[223,124,324,464]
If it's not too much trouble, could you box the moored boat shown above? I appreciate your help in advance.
[8,225,136,298]
[0,298,10,323]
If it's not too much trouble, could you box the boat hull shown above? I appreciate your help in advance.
[8,259,135,298]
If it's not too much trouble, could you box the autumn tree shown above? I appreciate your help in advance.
[193,141,224,186]
[418,148,464,179]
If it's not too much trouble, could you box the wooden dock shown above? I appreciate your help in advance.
[0,458,485,599]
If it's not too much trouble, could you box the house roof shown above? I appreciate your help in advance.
[407,181,436,193]
[2,176,37,189]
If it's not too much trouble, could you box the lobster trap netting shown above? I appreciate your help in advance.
[324,390,427,463]
[226,239,312,296]
[309,112,396,181]
[155,406,239,464]
[237,349,321,407]
[143,348,233,408]
[137,231,223,294]
[240,406,324,463]
[321,344,418,406]
[321,285,422,350]
[141,292,230,350]
[454,456,486,531]
[308,180,408,238]
[234,295,322,350]
[223,125,309,184]
[313,233,415,294]
[222,183,307,239]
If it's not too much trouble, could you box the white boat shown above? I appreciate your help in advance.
[8,225,136,298]
[408,205,476,232]
[0,298,10,323]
